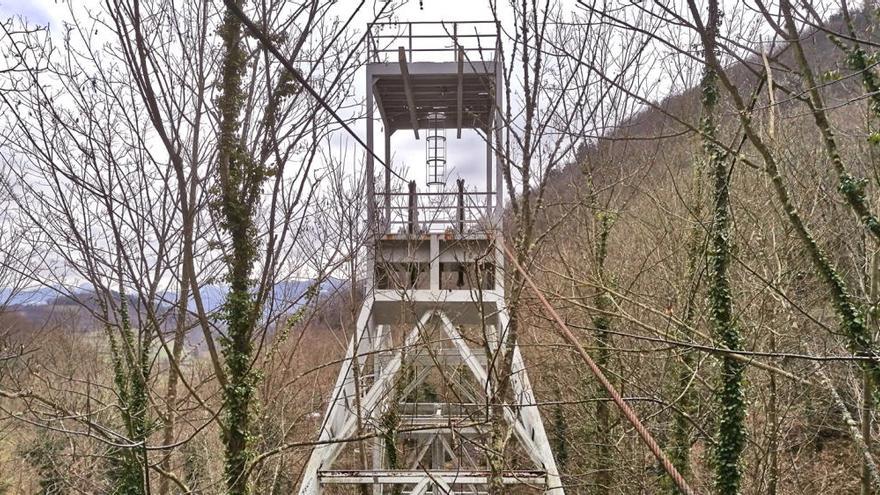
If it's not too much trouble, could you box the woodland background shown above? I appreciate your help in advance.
[2,0,880,494]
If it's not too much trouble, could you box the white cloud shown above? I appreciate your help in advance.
[0,0,56,25]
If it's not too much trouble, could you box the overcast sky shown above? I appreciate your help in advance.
[1,0,511,193]
[0,0,55,25]
[0,0,493,24]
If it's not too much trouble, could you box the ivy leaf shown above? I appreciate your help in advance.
[822,69,842,82]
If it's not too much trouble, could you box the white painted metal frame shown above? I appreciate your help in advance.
[298,303,564,494]
[298,23,564,494]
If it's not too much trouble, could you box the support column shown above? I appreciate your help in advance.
[493,62,505,291]
[385,130,392,228]
[432,435,444,493]
[493,62,503,219]
[430,234,440,290]
[486,128,492,220]
[366,69,376,225]
[457,179,466,235]
[366,69,376,293]
[372,322,393,495]
[371,446,383,495]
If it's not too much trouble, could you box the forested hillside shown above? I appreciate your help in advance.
[523,5,880,494]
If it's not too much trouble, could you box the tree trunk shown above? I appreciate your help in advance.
[694,1,747,492]
[862,370,873,495]
[216,1,265,493]
[666,143,705,493]
[593,212,614,494]
[767,331,779,495]
[158,276,189,495]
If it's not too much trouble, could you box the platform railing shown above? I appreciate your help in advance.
[376,181,494,235]
[366,21,500,64]
[397,402,486,428]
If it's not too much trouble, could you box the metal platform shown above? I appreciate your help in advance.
[370,61,496,134]
[318,470,547,485]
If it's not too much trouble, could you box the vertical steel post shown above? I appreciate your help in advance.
[366,67,376,294]
[493,32,503,220]
[457,179,465,234]
[453,22,458,59]
[486,127,492,219]
[385,130,391,227]
[493,28,504,291]
[407,180,418,235]
[458,178,466,288]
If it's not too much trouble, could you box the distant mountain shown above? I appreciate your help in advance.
[0,283,95,307]
[0,277,346,322]
[176,278,345,313]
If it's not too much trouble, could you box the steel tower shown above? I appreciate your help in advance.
[298,21,564,495]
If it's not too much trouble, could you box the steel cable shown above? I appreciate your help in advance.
[501,241,698,495]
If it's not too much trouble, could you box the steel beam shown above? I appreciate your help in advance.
[457,46,464,138]
[436,313,553,471]
[397,47,420,139]
[298,310,434,495]
[372,80,393,134]
[318,470,547,485]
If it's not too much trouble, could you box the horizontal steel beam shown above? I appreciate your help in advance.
[398,47,420,139]
[318,470,547,485]
[368,20,498,26]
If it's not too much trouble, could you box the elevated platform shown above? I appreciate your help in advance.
[367,21,499,136]
[372,289,501,326]
[369,61,497,134]
[377,188,496,235]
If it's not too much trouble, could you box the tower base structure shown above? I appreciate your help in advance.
[298,232,565,495]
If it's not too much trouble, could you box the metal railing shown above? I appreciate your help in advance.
[377,181,494,234]
[399,402,484,421]
[367,21,500,64]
